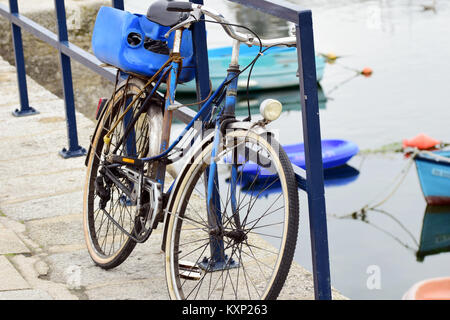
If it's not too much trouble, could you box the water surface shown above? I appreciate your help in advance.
[125,0,450,299]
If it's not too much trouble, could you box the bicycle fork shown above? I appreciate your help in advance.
[200,40,242,271]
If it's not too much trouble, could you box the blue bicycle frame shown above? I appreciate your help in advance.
[105,36,243,270]
[133,29,244,270]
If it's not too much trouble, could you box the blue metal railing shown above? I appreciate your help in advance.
[0,0,332,299]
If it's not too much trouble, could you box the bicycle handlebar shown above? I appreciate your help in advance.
[164,3,297,48]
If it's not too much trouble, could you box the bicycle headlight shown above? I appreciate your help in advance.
[260,99,283,121]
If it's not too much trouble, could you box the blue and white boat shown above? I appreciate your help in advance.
[175,45,326,93]
[414,151,450,205]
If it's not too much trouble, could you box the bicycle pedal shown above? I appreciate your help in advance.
[107,154,145,168]
[179,260,201,271]
[179,270,202,280]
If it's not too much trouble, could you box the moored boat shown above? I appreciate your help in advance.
[175,45,326,94]
[414,151,450,205]
[240,139,359,179]
[403,277,450,300]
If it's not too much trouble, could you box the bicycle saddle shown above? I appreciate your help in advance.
[147,0,190,27]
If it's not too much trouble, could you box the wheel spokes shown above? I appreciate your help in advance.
[172,137,288,299]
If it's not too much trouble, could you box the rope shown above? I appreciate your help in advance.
[328,147,450,252]
[331,149,419,220]
[328,151,421,253]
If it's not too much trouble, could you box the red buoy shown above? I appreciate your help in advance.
[361,67,373,77]
[402,133,441,150]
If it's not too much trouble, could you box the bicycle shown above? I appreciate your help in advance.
[84,0,299,300]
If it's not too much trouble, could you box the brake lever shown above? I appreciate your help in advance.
[164,8,202,38]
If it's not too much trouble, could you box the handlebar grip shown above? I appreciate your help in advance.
[167,2,193,12]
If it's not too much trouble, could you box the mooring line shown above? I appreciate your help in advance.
[331,149,419,220]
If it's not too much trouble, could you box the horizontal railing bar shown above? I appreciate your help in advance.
[292,163,306,180]
[173,106,197,124]
[228,0,305,24]
[0,3,194,124]
[292,164,307,191]
[62,42,117,82]
[0,4,116,80]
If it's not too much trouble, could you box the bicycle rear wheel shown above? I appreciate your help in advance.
[83,77,163,269]
[165,129,299,300]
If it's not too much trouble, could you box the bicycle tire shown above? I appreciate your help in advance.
[164,129,299,300]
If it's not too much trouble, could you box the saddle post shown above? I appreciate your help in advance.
[155,29,184,186]
[172,29,183,54]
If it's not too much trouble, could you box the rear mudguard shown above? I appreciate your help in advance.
[84,78,164,167]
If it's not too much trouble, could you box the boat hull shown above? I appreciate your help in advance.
[174,46,326,93]
[240,139,359,179]
[415,151,450,205]
[403,277,450,300]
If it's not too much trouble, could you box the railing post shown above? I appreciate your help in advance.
[54,0,86,158]
[111,0,124,10]
[189,0,211,110]
[9,0,38,117]
[296,10,332,300]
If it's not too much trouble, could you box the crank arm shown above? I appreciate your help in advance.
[103,166,134,200]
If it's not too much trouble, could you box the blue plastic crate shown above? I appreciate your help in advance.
[92,6,195,83]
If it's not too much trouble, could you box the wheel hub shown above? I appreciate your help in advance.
[224,229,247,243]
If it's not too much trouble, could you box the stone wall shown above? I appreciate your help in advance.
[0,0,113,120]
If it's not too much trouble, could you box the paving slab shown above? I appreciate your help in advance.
[0,129,90,161]
[0,168,85,205]
[9,254,78,300]
[0,255,30,291]
[0,289,53,300]
[0,228,30,255]
[0,98,93,129]
[0,190,83,221]
[0,152,85,180]
[25,214,84,249]
[0,217,26,233]
[85,279,168,300]
[0,82,59,110]
[46,232,166,290]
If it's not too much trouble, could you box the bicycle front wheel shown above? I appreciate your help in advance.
[165,129,299,300]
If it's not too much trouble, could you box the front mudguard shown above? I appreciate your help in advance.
[160,121,271,251]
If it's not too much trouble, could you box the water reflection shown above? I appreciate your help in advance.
[234,85,327,118]
[176,85,327,120]
[227,2,291,38]
[335,204,450,262]
[416,205,450,262]
[233,164,360,198]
